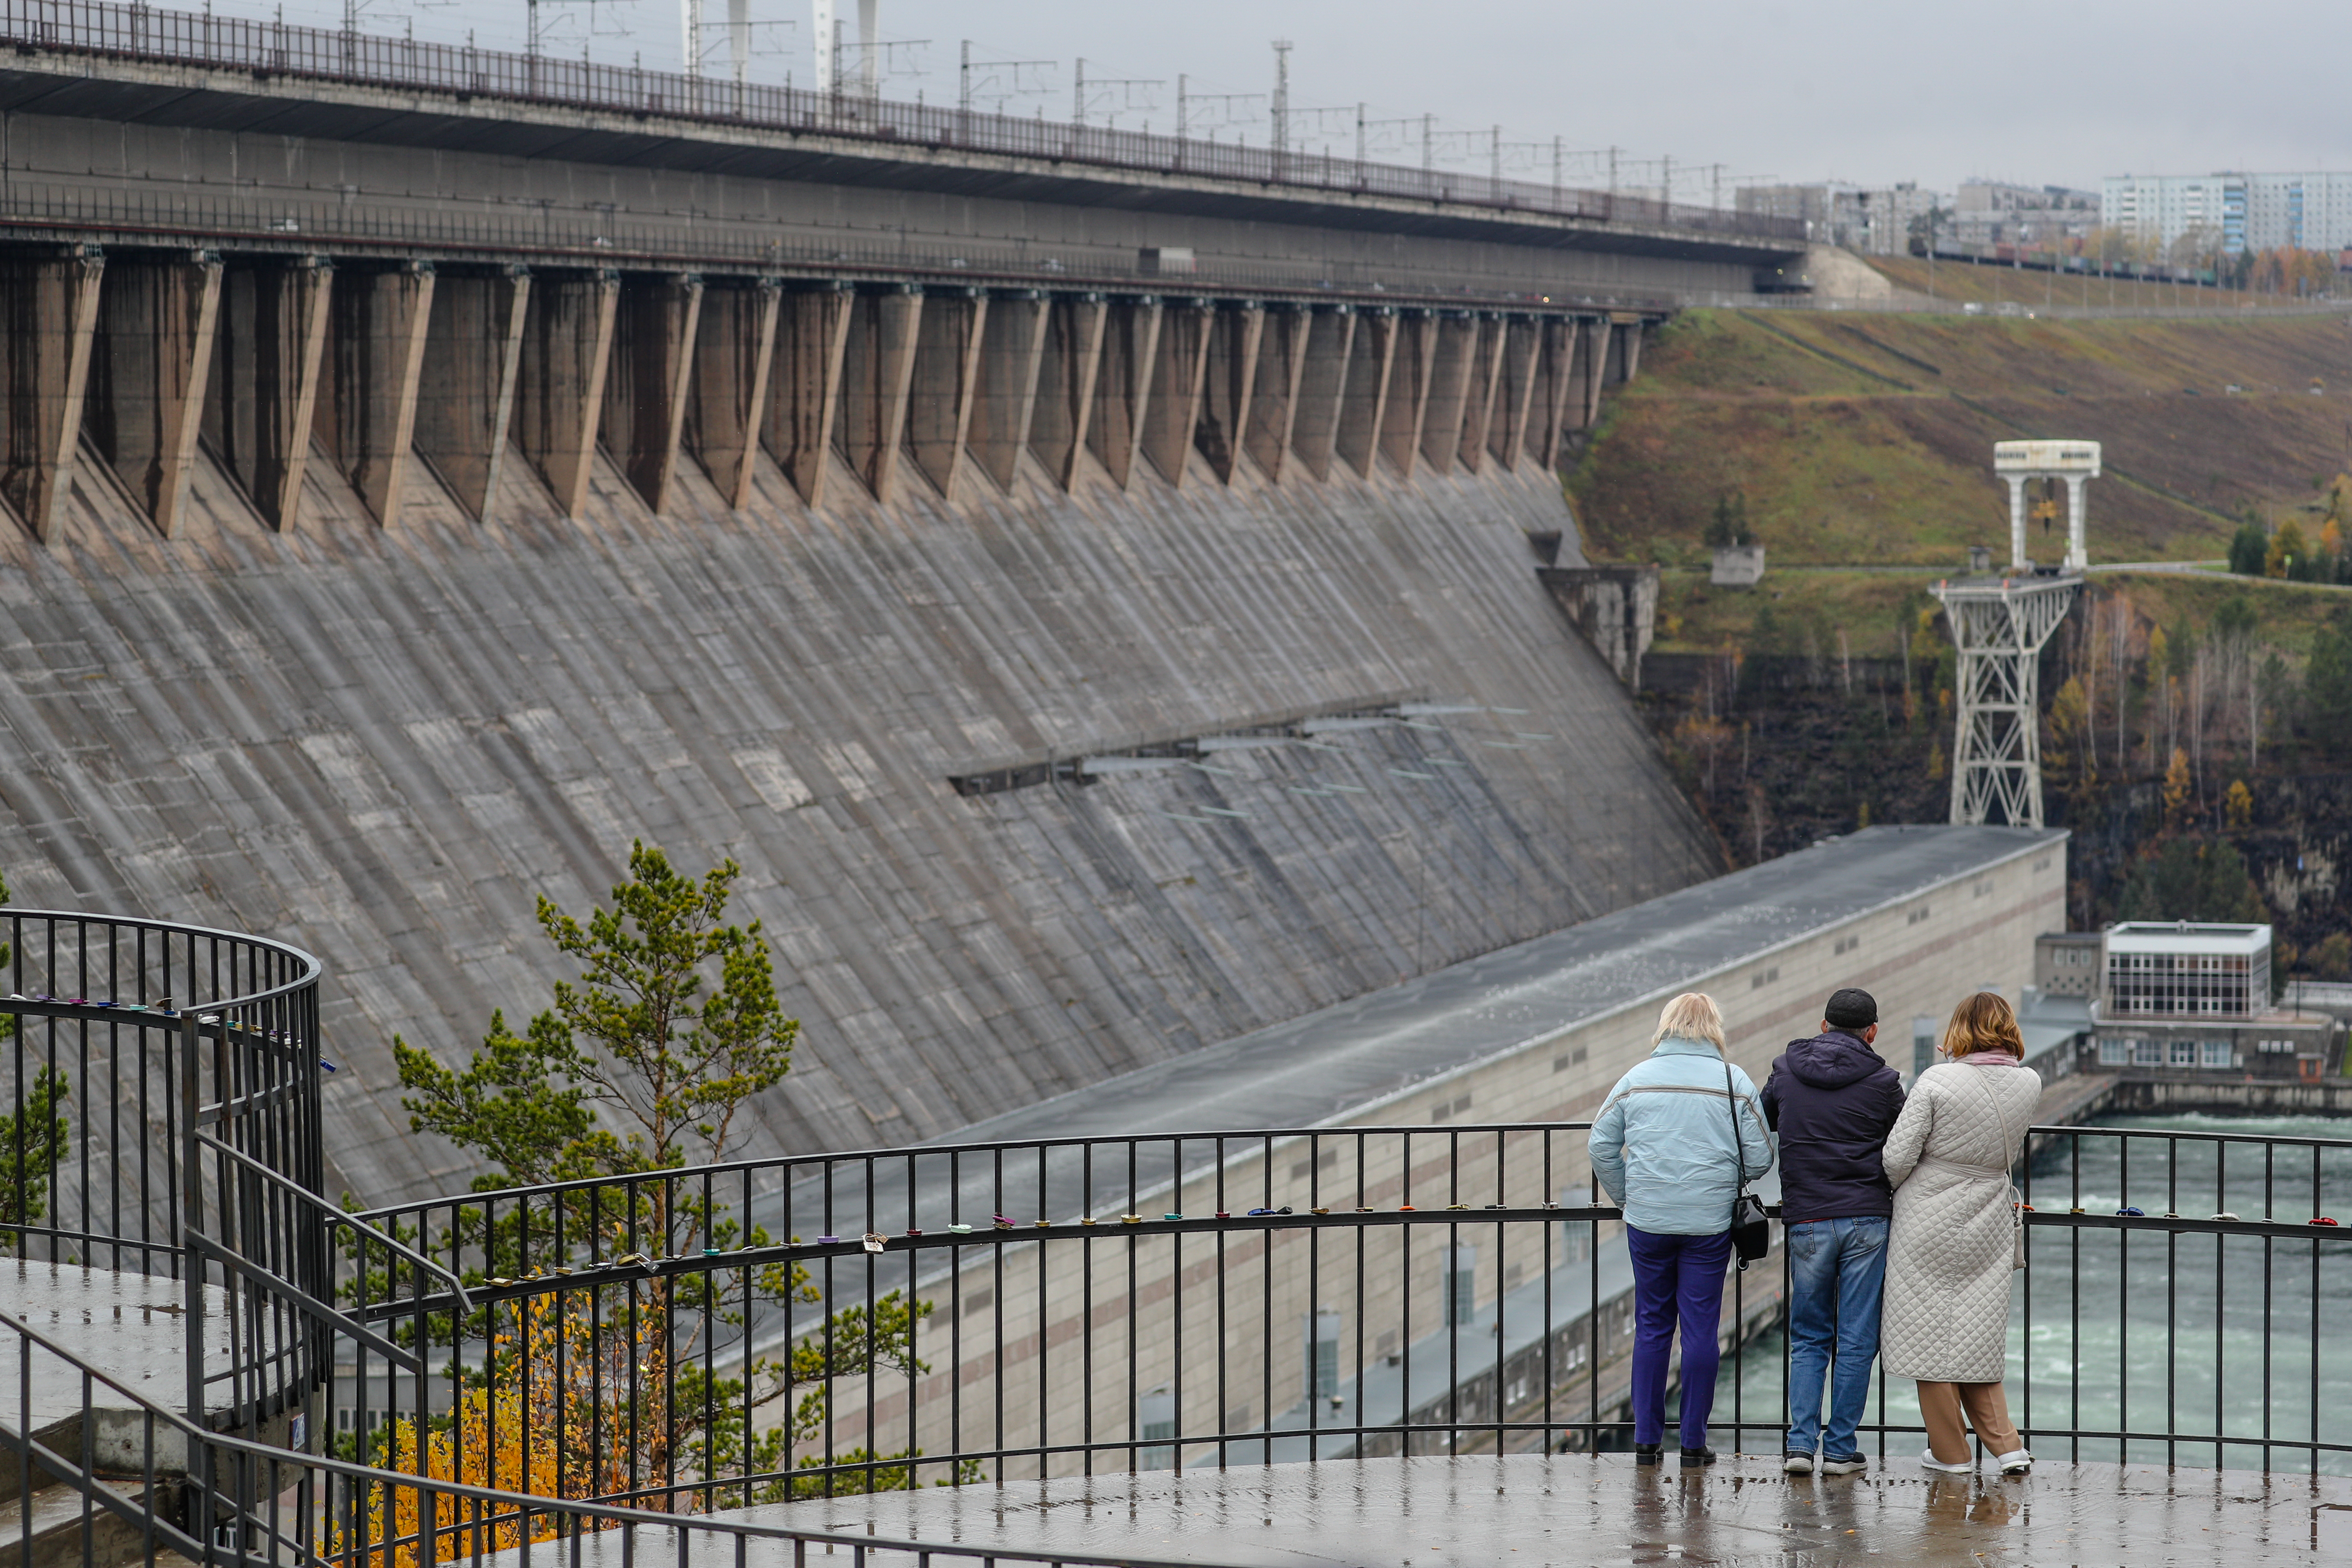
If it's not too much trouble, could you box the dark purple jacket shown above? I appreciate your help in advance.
[1760,1029,1906,1223]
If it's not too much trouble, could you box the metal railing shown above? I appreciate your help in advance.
[0,910,338,1430]
[0,0,1803,246]
[1718,1120,2352,1470]
[2,913,2349,1568]
[0,177,1670,311]
[0,1305,1221,1568]
[331,1120,2352,1507]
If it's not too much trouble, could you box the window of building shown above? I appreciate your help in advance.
[1139,1386,1176,1468]
[2201,1040,2234,1069]
[2133,1039,2164,1067]
[2099,1037,2133,1066]
[2169,1038,2200,1067]
[1305,1308,1342,1400]
[1444,1245,1478,1327]
[2106,949,2255,1018]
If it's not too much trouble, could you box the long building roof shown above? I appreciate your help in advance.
[947,823,2066,1143]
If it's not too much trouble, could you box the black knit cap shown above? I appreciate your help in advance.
[1824,987,1878,1029]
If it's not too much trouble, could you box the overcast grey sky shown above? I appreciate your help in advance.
[265,1,2349,195]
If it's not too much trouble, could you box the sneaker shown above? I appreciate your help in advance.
[1680,1446,1718,1466]
[1634,1444,1663,1467]
[1996,1449,2033,1475]
[1819,1454,1868,1476]
[1919,1449,1973,1474]
[1783,1451,1815,1475]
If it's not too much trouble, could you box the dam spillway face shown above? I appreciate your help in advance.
[0,274,1721,1208]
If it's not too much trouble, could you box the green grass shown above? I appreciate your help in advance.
[1572,309,2352,575]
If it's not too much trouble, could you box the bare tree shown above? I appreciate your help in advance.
[2111,597,2132,768]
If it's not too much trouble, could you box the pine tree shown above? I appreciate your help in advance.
[379,843,937,1504]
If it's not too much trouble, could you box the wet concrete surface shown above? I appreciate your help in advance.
[0,1260,230,1428]
[736,1453,2352,1566]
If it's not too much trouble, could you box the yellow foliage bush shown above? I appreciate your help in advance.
[338,1294,667,1568]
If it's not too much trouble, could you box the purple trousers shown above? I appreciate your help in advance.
[1625,1225,1733,1450]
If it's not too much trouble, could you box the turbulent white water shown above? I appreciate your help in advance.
[1716,1111,2352,1473]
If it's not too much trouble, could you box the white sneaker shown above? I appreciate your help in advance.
[1919,1449,1974,1474]
[1996,1449,2032,1475]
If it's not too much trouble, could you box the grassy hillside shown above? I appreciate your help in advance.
[1593,306,2352,958]
[1570,309,2352,580]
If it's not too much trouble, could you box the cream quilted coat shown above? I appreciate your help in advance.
[1880,1057,2041,1382]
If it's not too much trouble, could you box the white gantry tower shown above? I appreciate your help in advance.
[1933,440,2098,829]
[1994,438,2099,572]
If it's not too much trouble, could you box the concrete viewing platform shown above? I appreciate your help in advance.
[0,1261,230,1425]
[528,1454,2352,1566]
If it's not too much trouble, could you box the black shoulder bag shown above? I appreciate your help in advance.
[1724,1058,1770,1270]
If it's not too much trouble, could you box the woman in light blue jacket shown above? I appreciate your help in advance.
[1587,992,1775,1468]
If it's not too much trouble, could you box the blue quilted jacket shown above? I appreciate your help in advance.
[1586,1036,1776,1235]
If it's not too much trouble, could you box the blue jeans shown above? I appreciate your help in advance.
[1625,1226,1733,1450]
[1783,1215,1888,1458]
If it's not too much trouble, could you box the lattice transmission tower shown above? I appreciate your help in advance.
[1932,440,2099,829]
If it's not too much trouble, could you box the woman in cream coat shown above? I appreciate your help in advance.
[1880,991,2042,1476]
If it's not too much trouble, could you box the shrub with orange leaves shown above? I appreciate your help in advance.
[338,1294,668,1568]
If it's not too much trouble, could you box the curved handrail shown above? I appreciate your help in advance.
[0,1307,1210,1568]
[1,905,321,1012]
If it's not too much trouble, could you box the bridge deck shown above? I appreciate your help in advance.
[571,1454,2352,1566]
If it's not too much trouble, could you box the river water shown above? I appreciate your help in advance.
[1714,1111,2352,1473]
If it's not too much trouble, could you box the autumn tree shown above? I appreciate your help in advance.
[2161,748,2194,828]
[2223,780,2254,830]
[2267,518,2312,580]
[2046,676,2097,800]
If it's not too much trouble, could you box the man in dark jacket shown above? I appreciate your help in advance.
[1762,986,1905,1476]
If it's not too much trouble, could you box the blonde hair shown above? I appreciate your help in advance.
[1652,992,1726,1052]
[1939,991,2024,1060]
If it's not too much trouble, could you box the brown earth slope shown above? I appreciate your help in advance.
[1570,309,2352,569]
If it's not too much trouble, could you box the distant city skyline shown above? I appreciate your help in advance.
[214,0,2346,199]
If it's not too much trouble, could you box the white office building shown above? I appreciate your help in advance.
[2088,921,2341,1080]
[2103,171,2352,256]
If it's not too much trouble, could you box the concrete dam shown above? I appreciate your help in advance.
[0,4,1802,1202]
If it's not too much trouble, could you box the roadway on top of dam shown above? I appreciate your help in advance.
[0,2,1801,301]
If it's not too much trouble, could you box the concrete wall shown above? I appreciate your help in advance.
[0,368,1715,1205]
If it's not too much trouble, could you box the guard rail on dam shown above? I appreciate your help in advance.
[0,0,1800,250]
[0,914,2347,1568]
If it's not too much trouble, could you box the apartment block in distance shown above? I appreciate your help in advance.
[2103,171,2352,256]
[1953,181,2101,247]
[1736,181,1941,255]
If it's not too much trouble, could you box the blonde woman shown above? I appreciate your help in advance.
[1880,991,2042,1476]
[1588,993,1775,1468]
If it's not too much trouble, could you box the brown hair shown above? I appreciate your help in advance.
[1940,991,2024,1060]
